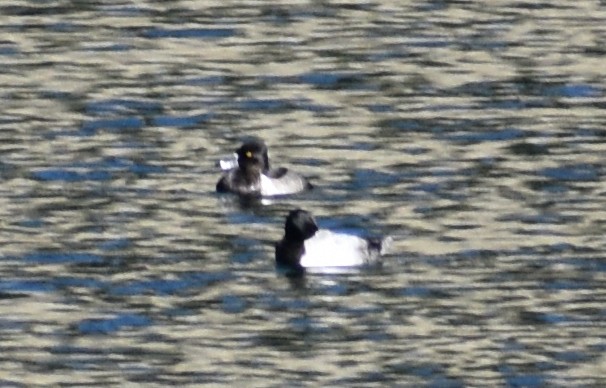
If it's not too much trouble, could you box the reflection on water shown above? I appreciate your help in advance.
[1,0,605,386]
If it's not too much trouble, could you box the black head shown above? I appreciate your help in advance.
[284,209,319,241]
[236,140,270,174]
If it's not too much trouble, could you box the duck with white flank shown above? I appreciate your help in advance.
[275,209,390,275]
[216,139,312,197]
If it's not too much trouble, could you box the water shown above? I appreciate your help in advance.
[1,0,605,386]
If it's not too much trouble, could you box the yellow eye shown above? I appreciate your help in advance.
[245,151,252,158]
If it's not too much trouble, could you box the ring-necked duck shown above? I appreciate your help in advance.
[216,140,312,196]
[275,209,390,275]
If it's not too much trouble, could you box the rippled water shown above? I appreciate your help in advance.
[1,0,605,386]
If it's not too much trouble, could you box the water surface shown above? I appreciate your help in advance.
[1,0,605,386]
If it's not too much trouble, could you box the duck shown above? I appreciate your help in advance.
[216,139,312,196]
[275,209,390,275]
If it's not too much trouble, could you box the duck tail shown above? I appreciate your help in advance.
[367,235,393,257]
[379,235,393,255]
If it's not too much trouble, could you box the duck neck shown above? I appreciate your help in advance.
[237,166,262,187]
[276,238,306,268]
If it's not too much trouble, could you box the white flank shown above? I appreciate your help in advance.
[218,153,238,171]
[300,230,372,268]
[260,173,304,196]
